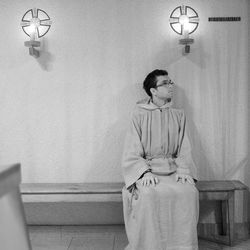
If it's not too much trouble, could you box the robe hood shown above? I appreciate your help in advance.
[136,98,173,110]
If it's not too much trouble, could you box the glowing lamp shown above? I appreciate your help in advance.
[169,5,199,53]
[20,8,52,58]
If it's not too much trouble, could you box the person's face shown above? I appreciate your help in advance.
[151,75,174,100]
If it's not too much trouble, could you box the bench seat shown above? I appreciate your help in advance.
[21,180,247,202]
[21,183,124,202]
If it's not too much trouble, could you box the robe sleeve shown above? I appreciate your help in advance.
[122,110,150,188]
[175,110,198,180]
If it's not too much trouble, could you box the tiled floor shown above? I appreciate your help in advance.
[29,225,250,250]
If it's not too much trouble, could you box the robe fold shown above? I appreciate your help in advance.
[122,98,199,250]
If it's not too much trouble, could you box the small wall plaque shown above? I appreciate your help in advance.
[208,17,241,22]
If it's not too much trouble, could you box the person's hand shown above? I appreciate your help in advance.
[141,172,159,186]
[175,173,194,184]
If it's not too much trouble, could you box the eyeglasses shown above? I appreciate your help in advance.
[156,79,174,88]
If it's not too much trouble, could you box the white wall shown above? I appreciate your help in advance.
[0,0,249,188]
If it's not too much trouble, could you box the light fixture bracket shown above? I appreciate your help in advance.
[179,38,194,45]
[24,40,41,47]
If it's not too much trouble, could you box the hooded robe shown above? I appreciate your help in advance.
[122,98,199,250]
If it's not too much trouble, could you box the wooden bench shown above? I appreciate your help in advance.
[20,180,248,246]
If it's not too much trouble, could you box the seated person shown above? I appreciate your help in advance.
[122,69,199,250]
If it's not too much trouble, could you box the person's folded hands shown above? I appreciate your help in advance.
[141,172,159,186]
[175,173,194,184]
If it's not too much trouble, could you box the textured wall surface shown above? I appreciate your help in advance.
[0,0,249,191]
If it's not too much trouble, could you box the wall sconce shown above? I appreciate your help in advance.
[169,5,199,53]
[20,8,52,58]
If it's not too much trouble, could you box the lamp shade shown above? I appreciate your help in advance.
[20,8,52,38]
[169,5,199,35]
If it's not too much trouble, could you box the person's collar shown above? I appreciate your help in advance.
[136,98,172,110]
[150,98,172,109]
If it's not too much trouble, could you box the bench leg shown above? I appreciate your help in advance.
[228,192,235,246]
[221,200,227,235]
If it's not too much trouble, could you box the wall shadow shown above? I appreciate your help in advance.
[86,81,217,183]
[174,85,216,180]
[181,37,208,69]
[152,37,208,69]
[245,2,250,222]
[85,82,146,183]
[174,85,219,224]
[36,37,55,71]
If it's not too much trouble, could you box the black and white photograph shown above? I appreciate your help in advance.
[0,0,249,249]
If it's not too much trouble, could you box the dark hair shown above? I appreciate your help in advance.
[143,69,168,97]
